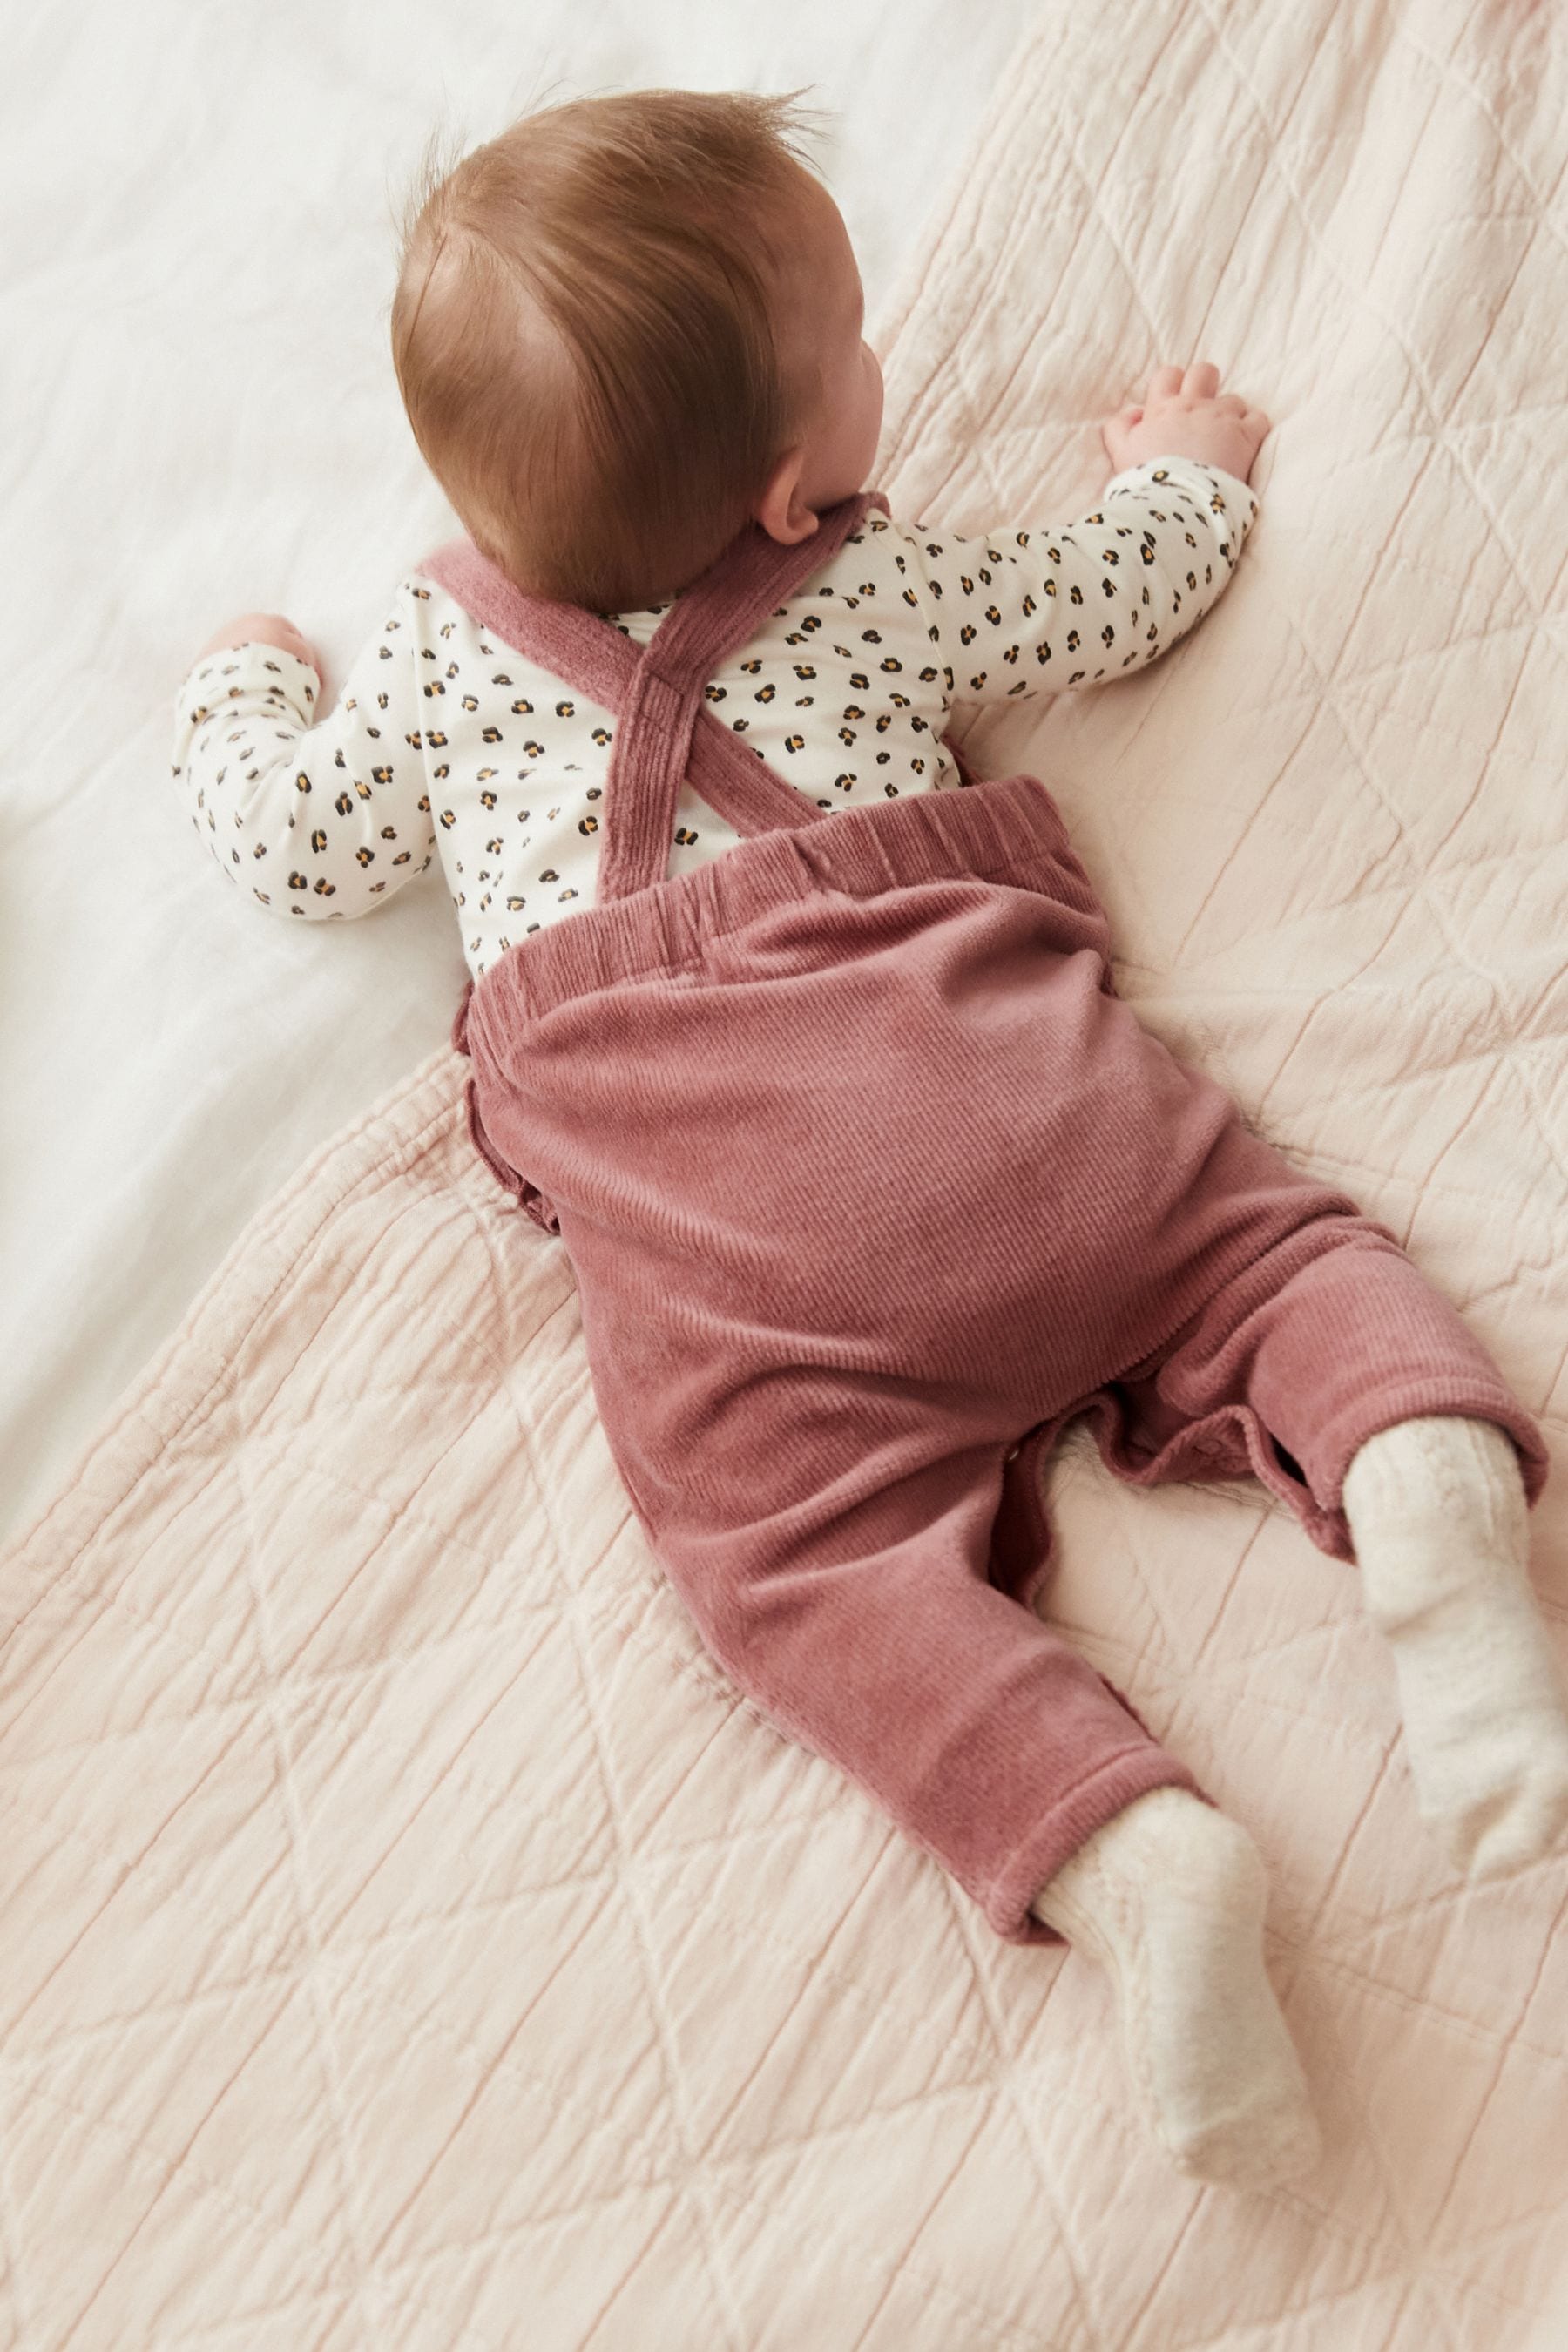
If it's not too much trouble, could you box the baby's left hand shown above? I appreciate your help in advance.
[192,612,321,673]
[1101,361,1269,485]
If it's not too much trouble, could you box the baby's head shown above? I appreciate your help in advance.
[391,88,884,612]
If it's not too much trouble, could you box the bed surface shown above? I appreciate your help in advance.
[5,4,1568,2347]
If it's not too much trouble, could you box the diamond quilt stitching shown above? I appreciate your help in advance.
[4,7,1568,2344]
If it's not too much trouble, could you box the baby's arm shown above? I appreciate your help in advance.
[170,585,436,921]
[900,359,1268,706]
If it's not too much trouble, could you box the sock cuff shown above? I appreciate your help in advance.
[1342,1415,1527,1548]
[1031,1787,1259,1942]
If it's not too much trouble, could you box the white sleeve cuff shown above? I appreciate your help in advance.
[1102,455,1260,531]
[176,640,321,729]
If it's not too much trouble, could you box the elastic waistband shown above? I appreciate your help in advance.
[467,771,1069,1032]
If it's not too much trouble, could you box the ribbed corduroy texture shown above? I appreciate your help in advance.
[425,498,1549,1945]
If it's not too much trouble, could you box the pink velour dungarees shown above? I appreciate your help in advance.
[424,490,1549,1946]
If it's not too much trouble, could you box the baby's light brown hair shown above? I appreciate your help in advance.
[391,88,827,613]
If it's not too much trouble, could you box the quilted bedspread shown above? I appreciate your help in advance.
[6,6,1568,2345]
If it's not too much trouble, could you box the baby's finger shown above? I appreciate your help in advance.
[1146,362,1184,402]
[1184,359,1221,399]
[1216,393,1247,416]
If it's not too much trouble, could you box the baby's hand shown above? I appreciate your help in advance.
[1101,360,1270,485]
[191,612,321,673]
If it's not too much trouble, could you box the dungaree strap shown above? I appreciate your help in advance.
[418,490,889,902]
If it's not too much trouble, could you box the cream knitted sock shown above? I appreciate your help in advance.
[1030,1788,1320,2187]
[1341,1414,1568,1876]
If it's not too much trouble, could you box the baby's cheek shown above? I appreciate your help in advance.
[861,345,886,458]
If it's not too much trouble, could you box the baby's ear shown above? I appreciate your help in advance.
[754,446,821,547]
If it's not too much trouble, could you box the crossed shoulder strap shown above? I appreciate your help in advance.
[418,490,889,902]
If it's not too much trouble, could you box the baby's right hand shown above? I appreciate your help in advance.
[1101,360,1270,484]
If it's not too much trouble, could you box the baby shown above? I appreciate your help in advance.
[172,89,1568,2190]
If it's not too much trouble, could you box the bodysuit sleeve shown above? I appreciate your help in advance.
[895,456,1260,706]
[169,581,437,921]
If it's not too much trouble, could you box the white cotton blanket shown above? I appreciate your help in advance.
[5,7,1567,2345]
